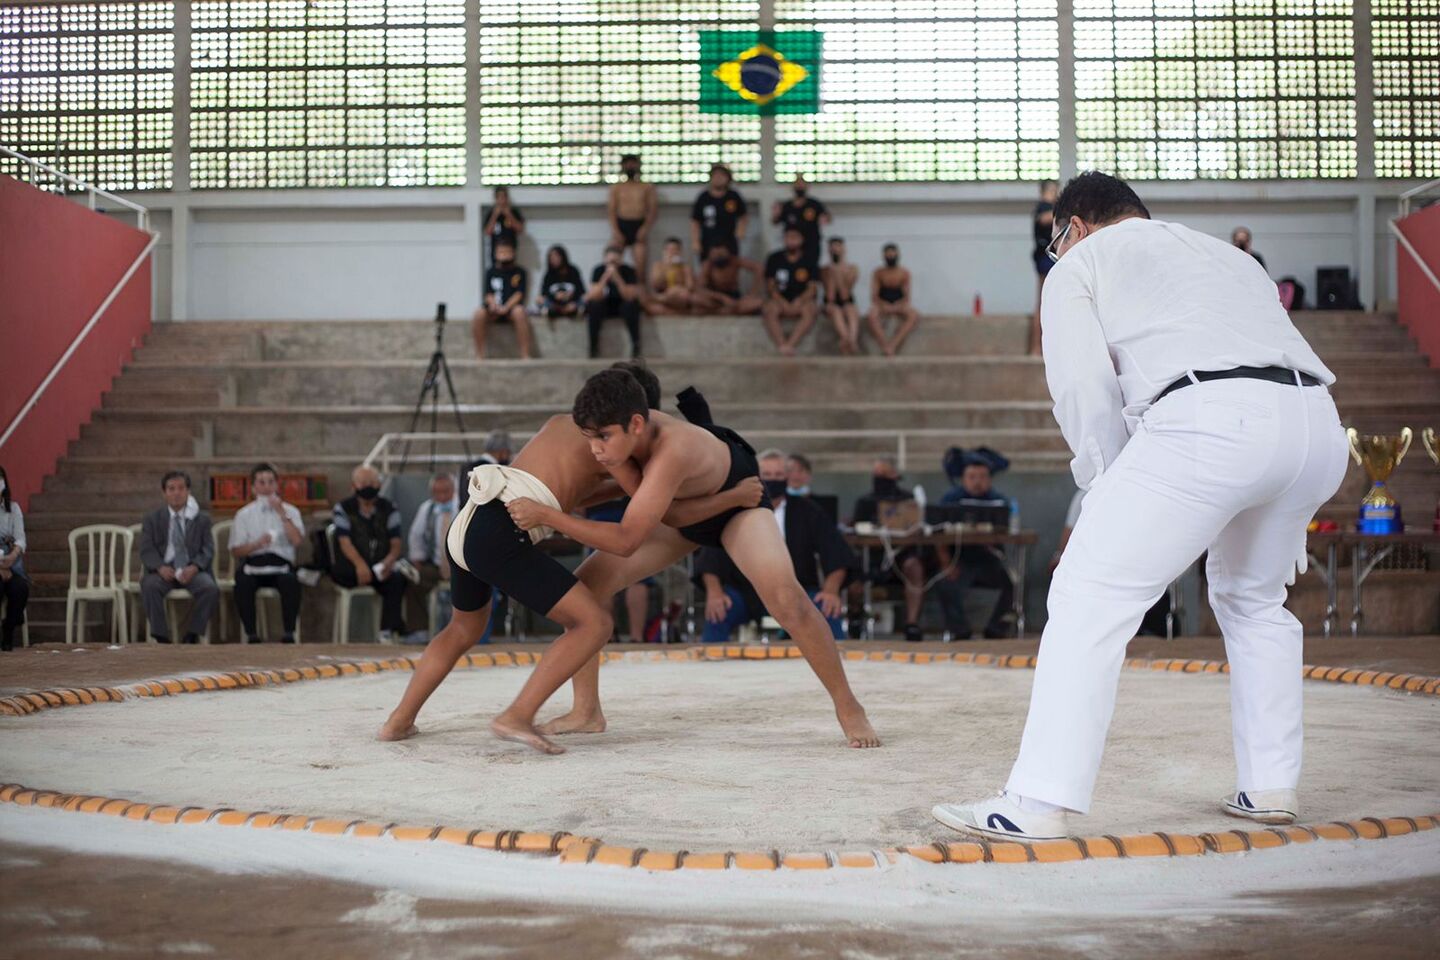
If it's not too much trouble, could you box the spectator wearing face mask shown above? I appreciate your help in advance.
[762,225,819,356]
[850,456,929,642]
[584,245,644,358]
[934,447,1018,640]
[694,449,855,642]
[473,239,532,359]
[694,244,765,315]
[331,465,409,643]
[608,154,658,272]
[770,173,830,271]
[538,244,585,320]
[482,186,525,266]
[867,243,920,357]
[1231,226,1267,272]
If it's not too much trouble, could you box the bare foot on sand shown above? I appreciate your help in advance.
[538,708,607,736]
[490,713,565,755]
[377,718,419,741]
[838,704,881,748]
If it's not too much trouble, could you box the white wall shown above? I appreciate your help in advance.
[117,181,1418,321]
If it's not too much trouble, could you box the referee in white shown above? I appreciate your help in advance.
[933,173,1348,840]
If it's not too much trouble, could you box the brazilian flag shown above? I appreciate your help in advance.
[699,30,822,115]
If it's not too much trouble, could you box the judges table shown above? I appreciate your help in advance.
[1306,530,1440,637]
[843,528,1038,639]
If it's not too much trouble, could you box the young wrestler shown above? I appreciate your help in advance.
[867,243,919,357]
[824,237,861,355]
[608,154,657,272]
[503,370,880,750]
[376,373,758,753]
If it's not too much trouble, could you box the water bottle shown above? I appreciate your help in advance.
[1008,499,1021,534]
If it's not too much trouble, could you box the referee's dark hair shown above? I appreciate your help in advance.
[1054,171,1151,227]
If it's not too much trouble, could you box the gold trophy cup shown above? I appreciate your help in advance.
[1347,427,1412,534]
[1424,428,1439,532]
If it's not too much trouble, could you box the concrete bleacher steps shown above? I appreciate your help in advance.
[19,310,1440,642]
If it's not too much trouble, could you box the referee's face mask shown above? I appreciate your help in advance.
[1047,217,1088,262]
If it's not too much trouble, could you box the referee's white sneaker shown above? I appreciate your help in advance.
[1222,789,1299,825]
[931,793,1069,842]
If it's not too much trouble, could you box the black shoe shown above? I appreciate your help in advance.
[244,635,261,645]
[154,635,172,644]
[982,623,1013,640]
[282,633,296,645]
[182,633,200,645]
[1,639,12,653]
[903,623,923,643]
[949,630,973,641]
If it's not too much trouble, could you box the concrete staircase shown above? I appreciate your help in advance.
[18,310,1440,642]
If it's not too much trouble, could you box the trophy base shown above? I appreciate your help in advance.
[1357,505,1403,535]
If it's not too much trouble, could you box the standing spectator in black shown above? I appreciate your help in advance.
[934,448,1017,640]
[138,470,219,644]
[1231,226,1267,272]
[331,465,408,644]
[0,465,28,651]
[770,173,830,270]
[1030,179,1059,354]
[584,245,643,358]
[694,245,765,315]
[608,154,658,273]
[229,462,304,644]
[482,186,525,265]
[538,244,584,320]
[473,239,532,359]
[762,224,819,356]
[866,243,920,357]
[690,163,748,261]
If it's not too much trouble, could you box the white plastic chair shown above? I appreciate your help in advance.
[0,591,29,647]
[327,523,378,644]
[66,524,132,644]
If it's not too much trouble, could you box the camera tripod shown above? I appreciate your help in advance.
[397,303,471,474]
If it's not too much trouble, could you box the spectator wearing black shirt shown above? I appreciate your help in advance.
[762,225,819,356]
[866,243,919,357]
[538,244,584,319]
[331,464,408,643]
[472,239,532,359]
[694,245,765,315]
[1231,226,1267,272]
[770,174,829,270]
[690,163,748,261]
[482,186,525,266]
[1030,179,1059,354]
[584,245,643,358]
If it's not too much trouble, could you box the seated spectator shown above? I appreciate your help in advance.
[1053,489,1173,637]
[690,163,747,261]
[584,245,643,359]
[1231,226,1266,271]
[850,456,927,642]
[762,225,819,357]
[0,465,28,652]
[646,237,700,315]
[473,239,532,359]
[407,471,459,634]
[823,237,861,355]
[934,448,1017,640]
[477,429,512,467]
[230,462,304,644]
[538,244,584,320]
[138,470,219,644]
[693,245,764,315]
[331,465,408,643]
[696,449,854,642]
[785,452,813,497]
[770,173,829,270]
[866,243,920,357]
[483,185,525,265]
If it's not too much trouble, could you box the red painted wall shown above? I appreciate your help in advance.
[0,175,153,511]
[1395,202,1440,371]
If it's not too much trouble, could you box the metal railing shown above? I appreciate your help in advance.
[1391,177,1440,301]
[0,146,151,232]
[0,148,159,451]
[1398,177,1440,220]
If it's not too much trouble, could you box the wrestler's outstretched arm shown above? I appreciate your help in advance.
[605,458,761,528]
[508,456,686,557]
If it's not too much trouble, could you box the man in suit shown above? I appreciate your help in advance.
[694,448,855,641]
[138,470,219,644]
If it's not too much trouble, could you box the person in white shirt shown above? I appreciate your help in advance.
[230,463,305,644]
[406,471,459,631]
[932,172,1348,841]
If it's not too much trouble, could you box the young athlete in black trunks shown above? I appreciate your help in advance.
[823,236,861,354]
[505,370,880,749]
[867,242,920,357]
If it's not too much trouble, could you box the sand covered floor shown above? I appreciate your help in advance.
[4,659,1438,850]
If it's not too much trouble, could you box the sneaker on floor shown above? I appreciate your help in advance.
[377,630,397,645]
[903,623,923,643]
[931,792,1069,842]
[1222,789,1298,825]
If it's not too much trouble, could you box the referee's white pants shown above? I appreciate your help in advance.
[1007,378,1348,814]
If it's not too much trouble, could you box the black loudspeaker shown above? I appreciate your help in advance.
[1316,266,1357,310]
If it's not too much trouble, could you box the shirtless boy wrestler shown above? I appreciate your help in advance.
[376,366,757,752]
[502,369,880,750]
[608,154,657,272]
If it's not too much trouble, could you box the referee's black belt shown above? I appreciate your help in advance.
[1154,365,1323,404]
